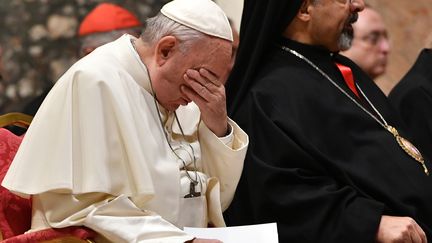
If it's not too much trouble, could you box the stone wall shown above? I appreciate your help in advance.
[0,0,168,113]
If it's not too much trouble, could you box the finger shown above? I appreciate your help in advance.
[185,69,220,93]
[412,222,427,243]
[199,68,222,87]
[184,73,214,102]
[181,84,207,108]
[410,229,423,243]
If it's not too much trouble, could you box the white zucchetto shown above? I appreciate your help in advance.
[161,0,233,42]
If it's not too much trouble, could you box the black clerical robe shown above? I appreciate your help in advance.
[225,39,432,243]
[388,49,432,163]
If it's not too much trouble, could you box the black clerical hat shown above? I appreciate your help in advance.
[226,0,303,114]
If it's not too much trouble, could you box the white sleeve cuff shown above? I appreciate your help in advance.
[217,123,234,147]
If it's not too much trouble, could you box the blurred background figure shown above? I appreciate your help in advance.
[21,2,143,116]
[78,2,142,57]
[341,5,390,81]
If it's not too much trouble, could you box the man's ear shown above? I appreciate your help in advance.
[155,36,177,66]
[297,0,313,22]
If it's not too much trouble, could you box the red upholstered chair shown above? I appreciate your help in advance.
[0,113,96,242]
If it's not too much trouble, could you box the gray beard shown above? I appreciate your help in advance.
[338,31,353,51]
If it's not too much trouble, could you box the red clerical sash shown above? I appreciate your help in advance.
[335,63,360,98]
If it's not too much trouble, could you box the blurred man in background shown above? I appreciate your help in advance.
[77,2,142,57]
[22,3,142,115]
[341,5,390,80]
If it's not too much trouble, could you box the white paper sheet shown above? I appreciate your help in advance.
[184,222,278,243]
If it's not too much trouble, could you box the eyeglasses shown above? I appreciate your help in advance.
[359,31,389,46]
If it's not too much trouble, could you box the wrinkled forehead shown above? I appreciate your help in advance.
[356,8,387,32]
[208,41,232,74]
[194,38,232,77]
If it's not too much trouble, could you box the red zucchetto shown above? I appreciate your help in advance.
[78,3,141,37]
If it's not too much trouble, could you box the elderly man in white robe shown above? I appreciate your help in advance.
[2,0,248,242]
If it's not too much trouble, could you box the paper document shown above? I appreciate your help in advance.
[184,222,278,243]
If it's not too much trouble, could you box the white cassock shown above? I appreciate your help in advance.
[2,34,248,243]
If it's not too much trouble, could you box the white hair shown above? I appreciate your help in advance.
[140,13,205,52]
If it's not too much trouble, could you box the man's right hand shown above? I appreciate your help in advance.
[376,216,427,243]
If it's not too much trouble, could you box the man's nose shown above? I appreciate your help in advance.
[379,38,391,54]
[350,0,365,13]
